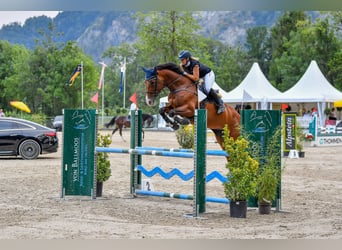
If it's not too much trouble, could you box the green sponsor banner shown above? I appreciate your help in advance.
[62,109,97,197]
[240,110,281,207]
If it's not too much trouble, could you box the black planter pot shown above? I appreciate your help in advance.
[229,200,247,218]
[96,181,103,197]
[298,151,305,158]
[258,202,271,215]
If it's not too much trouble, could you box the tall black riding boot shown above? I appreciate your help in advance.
[209,89,225,114]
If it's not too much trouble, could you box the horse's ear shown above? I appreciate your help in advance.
[142,66,156,79]
[153,67,157,74]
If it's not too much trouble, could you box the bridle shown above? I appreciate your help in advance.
[145,72,197,98]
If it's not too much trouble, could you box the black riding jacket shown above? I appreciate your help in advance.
[183,59,211,78]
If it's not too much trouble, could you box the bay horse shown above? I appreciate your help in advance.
[142,62,240,150]
[105,113,154,141]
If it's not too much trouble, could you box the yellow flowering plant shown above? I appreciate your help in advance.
[96,133,112,182]
[222,125,259,201]
[175,124,194,149]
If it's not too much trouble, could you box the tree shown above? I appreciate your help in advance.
[135,11,204,64]
[214,44,250,91]
[270,17,341,91]
[268,11,307,88]
[1,22,99,116]
[245,26,271,74]
[0,40,29,111]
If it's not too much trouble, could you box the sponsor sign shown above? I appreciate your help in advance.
[61,109,97,197]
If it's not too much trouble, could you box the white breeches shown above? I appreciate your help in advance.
[203,70,215,94]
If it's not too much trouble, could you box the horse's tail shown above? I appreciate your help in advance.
[105,116,117,128]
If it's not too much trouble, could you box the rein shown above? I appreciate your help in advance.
[147,72,197,97]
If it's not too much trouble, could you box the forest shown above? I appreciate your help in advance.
[0,11,342,122]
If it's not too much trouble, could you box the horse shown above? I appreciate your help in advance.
[105,113,154,141]
[142,62,240,150]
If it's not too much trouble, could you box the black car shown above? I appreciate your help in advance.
[0,117,59,159]
[52,115,63,131]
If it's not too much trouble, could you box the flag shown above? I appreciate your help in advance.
[129,92,138,107]
[119,62,126,94]
[281,103,289,111]
[98,62,107,89]
[90,92,99,104]
[119,71,123,94]
[66,64,82,86]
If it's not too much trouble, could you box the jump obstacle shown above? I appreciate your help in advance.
[96,109,283,216]
[96,109,228,216]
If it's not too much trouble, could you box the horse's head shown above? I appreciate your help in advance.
[142,66,163,106]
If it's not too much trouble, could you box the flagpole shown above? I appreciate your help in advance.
[102,69,104,127]
[123,57,126,109]
[99,62,106,128]
[94,62,107,127]
[81,61,84,109]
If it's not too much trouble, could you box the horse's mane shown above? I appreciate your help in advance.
[156,62,183,75]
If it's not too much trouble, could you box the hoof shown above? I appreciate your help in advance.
[172,124,180,130]
[179,119,190,125]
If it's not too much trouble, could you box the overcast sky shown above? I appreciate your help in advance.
[0,11,59,27]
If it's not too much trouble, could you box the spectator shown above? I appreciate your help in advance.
[127,102,137,121]
[329,107,337,120]
[303,110,311,119]
[0,108,5,117]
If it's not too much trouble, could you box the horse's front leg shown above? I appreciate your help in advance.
[159,106,179,130]
[169,106,193,126]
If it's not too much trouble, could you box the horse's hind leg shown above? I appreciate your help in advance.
[119,128,126,142]
[112,127,119,136]
[212,129,224,148]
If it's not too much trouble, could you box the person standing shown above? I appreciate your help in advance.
[127,102,137,121]
[178,50,225,114]
[0,109,5,117]
[329,107,337,120]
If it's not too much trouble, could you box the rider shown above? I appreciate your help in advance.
[178,50,225,114]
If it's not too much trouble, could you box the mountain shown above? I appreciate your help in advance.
[0,11,319,61]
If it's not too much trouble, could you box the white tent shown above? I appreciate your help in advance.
[269,60,342,103]
[269,60,342,126]
[223,62,282,109]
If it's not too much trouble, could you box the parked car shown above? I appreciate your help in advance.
[0,117,59,159]
[52,115,63,131]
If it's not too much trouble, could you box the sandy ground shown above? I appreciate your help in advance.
[0,129,341,239]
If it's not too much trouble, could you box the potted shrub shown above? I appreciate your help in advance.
[256,128,281,214]
[96,133,112,197]
[295,125,305,157]
[222,125,259,218]
[175,124,194,149]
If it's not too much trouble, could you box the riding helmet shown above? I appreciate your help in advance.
[178,50,191,60]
